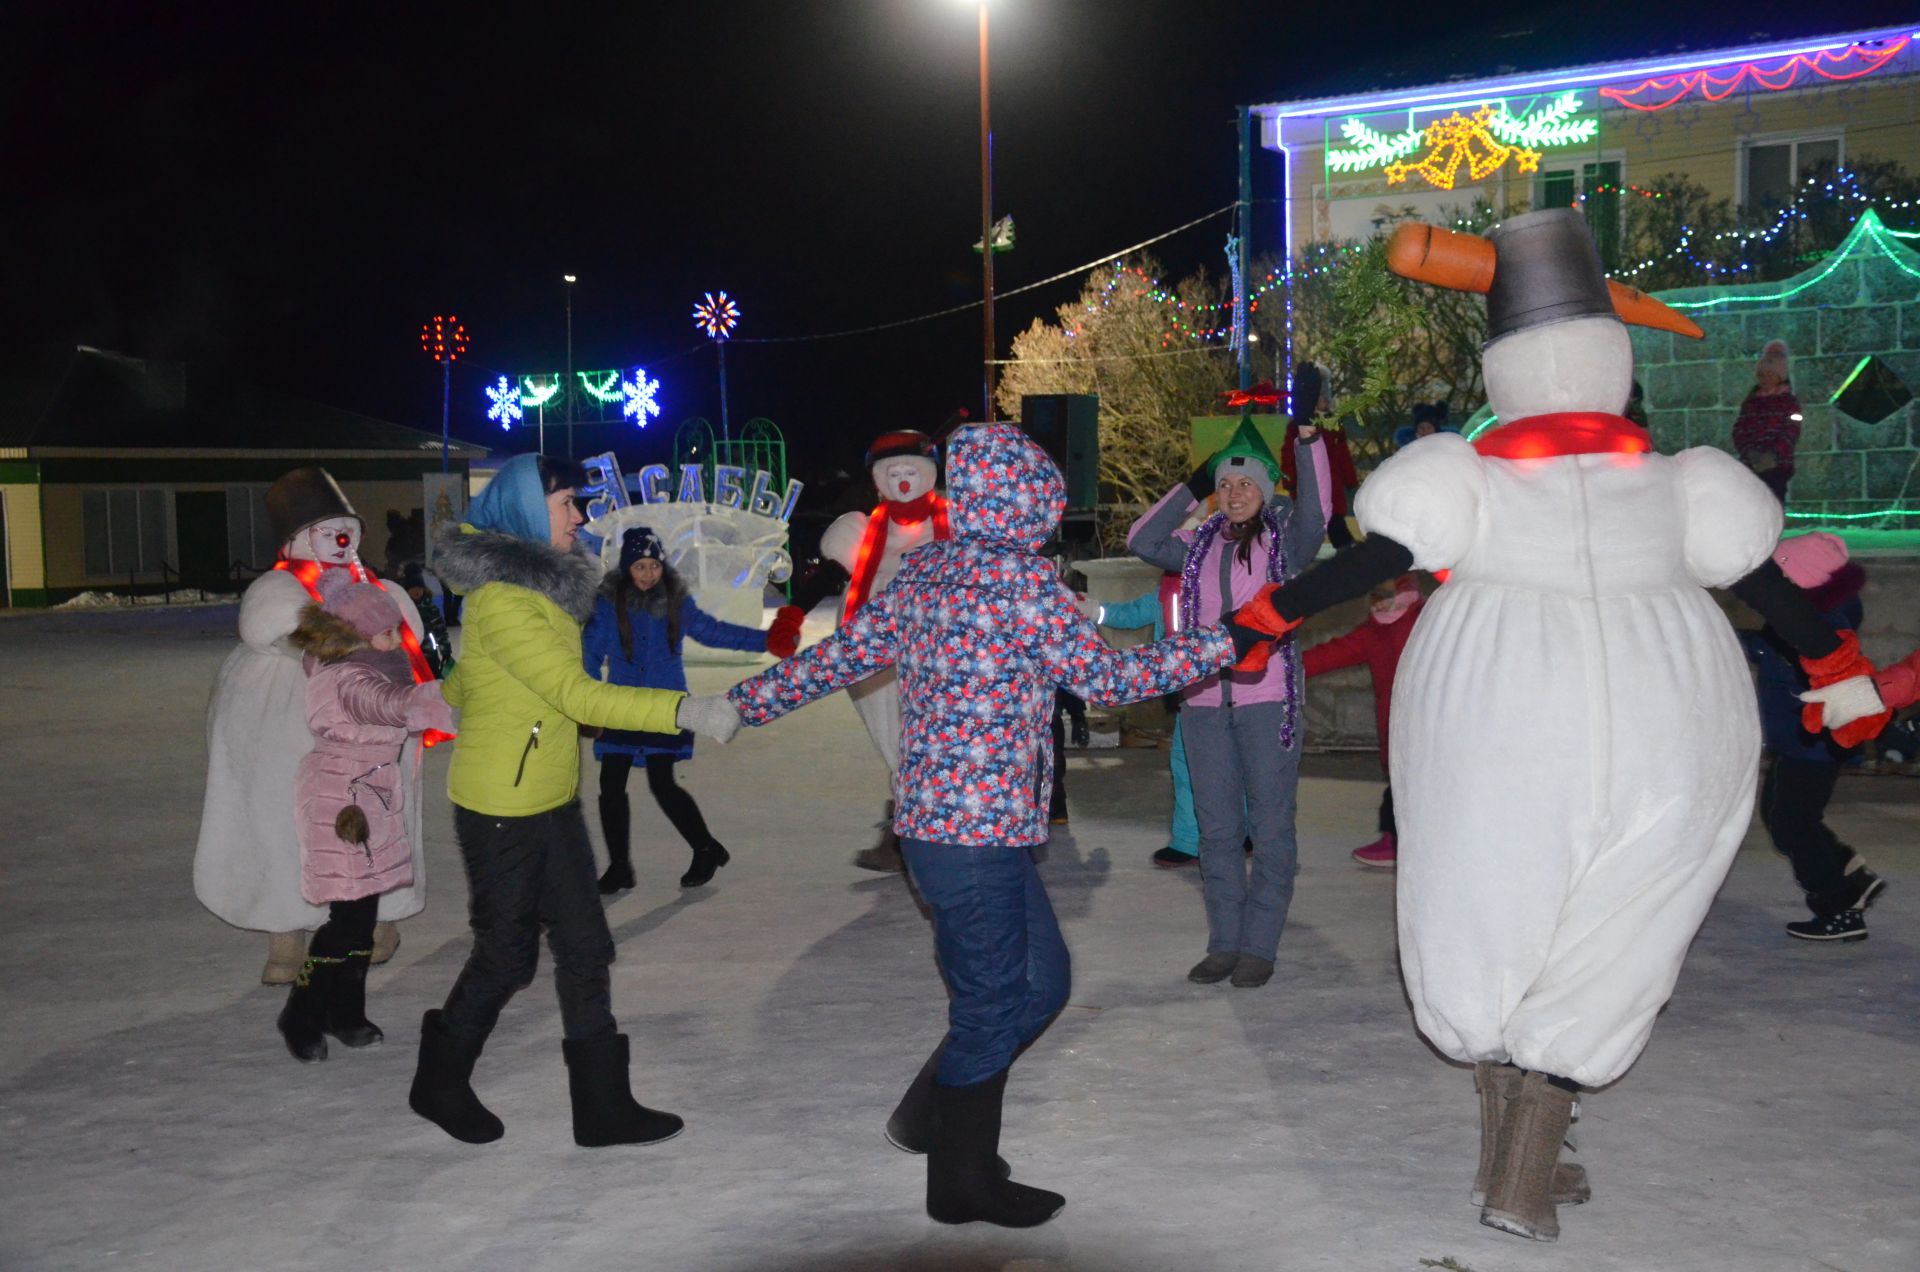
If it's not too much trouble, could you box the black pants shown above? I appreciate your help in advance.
[1759,757,1856,917]
[598,753,714,861]
[1378,783,1396,837]
[439,801,618,1043]
[309,896,377,959]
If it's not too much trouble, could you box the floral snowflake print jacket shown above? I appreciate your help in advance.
[728,423,1236,846]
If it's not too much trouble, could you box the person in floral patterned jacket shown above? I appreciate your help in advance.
[682,423,1270,1229]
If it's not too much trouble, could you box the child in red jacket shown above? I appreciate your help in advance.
[1300,573,1423,867]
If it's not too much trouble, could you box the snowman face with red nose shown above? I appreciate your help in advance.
[875,456,936,504]
[287,516,364,565]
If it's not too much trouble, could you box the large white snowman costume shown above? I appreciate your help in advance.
[1238,210,1863,1242]
[818,430,949,775]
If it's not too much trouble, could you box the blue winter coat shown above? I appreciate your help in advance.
[728,423,1235,846]
[1739,568,1865,765]
[583,589,766,760]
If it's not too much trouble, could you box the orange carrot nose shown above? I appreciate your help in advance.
[1607,279,1704,339]
[1386,222,1497,294]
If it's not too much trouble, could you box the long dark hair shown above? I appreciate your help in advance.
[1223,514,1265,569]
[609,559,687,659]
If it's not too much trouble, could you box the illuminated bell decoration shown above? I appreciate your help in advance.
[693,291,741,340]
[485,375,524,430]
[1328,92,1598,192]
[420,315,469,363]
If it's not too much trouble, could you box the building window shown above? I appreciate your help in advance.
[226,486,278,570]
[82,489,169,577]
[1533,159,1622,270]
[1741,133,1842,214]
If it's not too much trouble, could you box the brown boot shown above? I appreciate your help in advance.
[370,921,401,966]
[854,802,905,873]
[262,931,306,986]
[1481,1070,1577,1241]
[1472,1063,1591,1208]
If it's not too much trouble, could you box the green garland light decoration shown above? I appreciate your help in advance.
[518,375,563,408]
[576,370,624,404]
[1325,118,1423,173]
[1326,92,1596,179]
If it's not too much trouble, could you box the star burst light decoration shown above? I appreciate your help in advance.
[420,315,469,363]
[485,375,523,430]
[621,366,662,427]
[692,291,741,339]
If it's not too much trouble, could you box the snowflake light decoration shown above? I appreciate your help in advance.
[692,291,741,339]
[621,366,662,428]
[485,375,523,430]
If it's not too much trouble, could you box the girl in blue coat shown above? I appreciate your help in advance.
[583,526,800,892]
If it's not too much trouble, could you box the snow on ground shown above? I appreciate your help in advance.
[1,604,1915,1272]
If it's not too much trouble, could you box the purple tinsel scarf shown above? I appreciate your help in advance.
[1180,506,1300,748]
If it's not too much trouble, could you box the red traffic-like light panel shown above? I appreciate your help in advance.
[420,315,471,363]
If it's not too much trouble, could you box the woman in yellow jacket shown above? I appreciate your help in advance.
[410,453,728,1148]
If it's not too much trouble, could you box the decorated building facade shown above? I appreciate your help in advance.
[0,346,485,607]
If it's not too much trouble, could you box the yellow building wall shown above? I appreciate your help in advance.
[2,483,45,594]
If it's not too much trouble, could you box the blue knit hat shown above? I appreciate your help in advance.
[618,526,665,573]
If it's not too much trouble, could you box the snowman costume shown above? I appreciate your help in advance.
[194,470,433,951]
[818,431,950,864]
[1232,209,1868,1242]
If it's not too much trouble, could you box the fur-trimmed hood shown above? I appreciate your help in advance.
[289,603,368,663]
[434,525,603,623]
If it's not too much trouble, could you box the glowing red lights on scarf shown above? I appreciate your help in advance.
[274,558,453,747]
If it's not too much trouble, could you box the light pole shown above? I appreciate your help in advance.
[420,315,468,471]
[976,0,995,423]
[563,274,577,458]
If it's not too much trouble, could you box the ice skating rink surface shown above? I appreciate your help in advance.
[2,604,1915,1271]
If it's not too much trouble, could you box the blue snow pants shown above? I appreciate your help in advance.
[902,838,1071,1087]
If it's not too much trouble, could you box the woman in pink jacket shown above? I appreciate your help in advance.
[278,584,454,1063]
[1129,418,1326,987]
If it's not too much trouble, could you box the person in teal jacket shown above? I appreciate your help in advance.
[1095,577,1202,868]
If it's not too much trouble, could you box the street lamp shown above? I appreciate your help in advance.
[563,274,577,458]
[974,0,995,423]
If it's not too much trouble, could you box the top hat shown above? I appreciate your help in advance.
[266,467,360,545]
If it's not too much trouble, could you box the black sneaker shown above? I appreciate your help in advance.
[1786,909,1867,942]
[1152,847,1198,869]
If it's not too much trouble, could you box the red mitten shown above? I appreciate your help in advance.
[1225,584,1301,673]
[766,605,806,659]
[1799,630,1891,747]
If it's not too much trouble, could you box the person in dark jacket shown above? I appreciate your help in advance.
[1731,340,1802,503]
[678,424,1270,1229]
[583,526,802,893]
[1740,532,1887,941]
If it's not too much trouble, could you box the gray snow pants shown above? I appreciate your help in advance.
[1179,701,1301,962]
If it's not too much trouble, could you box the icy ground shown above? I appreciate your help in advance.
[1,604,1916,1272]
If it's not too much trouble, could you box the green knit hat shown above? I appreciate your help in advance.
[1211,417,1281,500]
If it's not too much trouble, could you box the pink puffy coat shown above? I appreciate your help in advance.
[296,654,453,904]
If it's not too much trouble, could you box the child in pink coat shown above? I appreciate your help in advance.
[277,584,454,1063]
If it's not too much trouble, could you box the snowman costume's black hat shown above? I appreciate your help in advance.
[1485,209,1618,343]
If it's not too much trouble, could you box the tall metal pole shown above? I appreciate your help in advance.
[718,340,730,443]
[440,358,451,472]
[563,275,576,459]
[978,1,995,424]
[1237,105,1254,395]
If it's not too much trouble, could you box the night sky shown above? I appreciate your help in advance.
[6,1,1908,483]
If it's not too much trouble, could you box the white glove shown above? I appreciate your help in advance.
[1072,592,1100,623]
[676,693,743,744]
[1798,675,1887,732]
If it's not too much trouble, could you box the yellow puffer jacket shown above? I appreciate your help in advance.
[437,526,683,817]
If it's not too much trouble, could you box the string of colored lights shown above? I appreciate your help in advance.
[1598,37,1909,112]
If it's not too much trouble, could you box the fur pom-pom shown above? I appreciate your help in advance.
[289,603,370,662]
[335,805,370,846]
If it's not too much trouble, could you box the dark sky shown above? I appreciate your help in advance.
[6,1,1908,482]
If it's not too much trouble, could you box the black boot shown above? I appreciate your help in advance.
[926,1069,1064,1228]
[679,840,730,889]
[562,1033,685,1148]
[886,1042,1012,1177]
[409,1010,505,1144]
[598,793,635,894]
[323,950,384,1048]
[276,957,341,1063]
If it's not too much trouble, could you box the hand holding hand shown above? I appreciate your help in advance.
[1798,630,1892,748]
[676,693,743,745]
[1224,584,1301,673]
[1798,675,1890,745]
[1071,592,1100,623]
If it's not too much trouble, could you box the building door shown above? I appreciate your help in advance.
[175,491,228,591]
